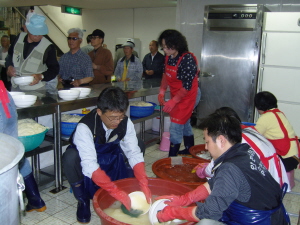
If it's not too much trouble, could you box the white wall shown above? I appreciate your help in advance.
[38,5,84,53]
[82,7,176,59]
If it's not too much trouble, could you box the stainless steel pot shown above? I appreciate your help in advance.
[0,133,24,225]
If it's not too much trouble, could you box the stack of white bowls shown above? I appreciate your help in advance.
[9,92,37,108]
[70,87,91,98]
[58,90,80,101]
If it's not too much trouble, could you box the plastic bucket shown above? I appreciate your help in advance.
[0,133,24,225]
[93,177,196,225]
[159,132,170,151]
[152,116,171,132]
[189,144,211,163]
[152,157,207,189]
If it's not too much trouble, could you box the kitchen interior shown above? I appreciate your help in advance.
[0,0,300,224]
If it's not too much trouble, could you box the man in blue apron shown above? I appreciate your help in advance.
[156,109,290,225]
[62,86,151,224]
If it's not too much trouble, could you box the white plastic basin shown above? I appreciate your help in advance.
[13,76,34,86]
[11,95,37,108]
[70,87,91,98]
[58,90,80,101]
[9,92,25,97]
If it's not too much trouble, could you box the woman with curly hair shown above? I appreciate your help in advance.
[158,29,200,156]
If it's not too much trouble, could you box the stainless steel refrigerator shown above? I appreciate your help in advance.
[197,4,265,123]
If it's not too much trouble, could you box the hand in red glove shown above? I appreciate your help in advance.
[163,87,188,113]
[157,206,198,223]
[155,184,209,207]
[158,93,165,106]
[163,99,176,113]
[193,163,210,179]
[158,73,168,105]
[133,162,152,204]
[92,168,131,210]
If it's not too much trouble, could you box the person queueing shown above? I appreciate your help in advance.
[195,107,290,190]
[254,91,300,189]
[5,14,59,92]
[156,109,290,224]
[158,29,200,156]
[0,80,46,212]
[62,87,151,223]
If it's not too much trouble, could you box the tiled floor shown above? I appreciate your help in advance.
[20,127,300,225]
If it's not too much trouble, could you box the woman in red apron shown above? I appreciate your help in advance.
[254,91,300,173]
[158,29,200,157]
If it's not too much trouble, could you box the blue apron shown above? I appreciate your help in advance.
[220,183,290,225]
[82,135,134,199]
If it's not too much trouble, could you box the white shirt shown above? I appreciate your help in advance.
[73,119,144,178]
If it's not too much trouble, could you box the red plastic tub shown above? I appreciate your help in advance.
[93,177,196,225]
[189,144,211,163]
[152,157,207,189]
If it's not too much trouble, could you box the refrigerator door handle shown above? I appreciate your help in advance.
[261,33,267,64]
[258,67,264,92]
[200,72,215,77]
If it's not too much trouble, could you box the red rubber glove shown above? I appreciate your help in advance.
[158,73,168,105]
[155,184,209,207]
[157,206,198,223]
[92,168,131,210]
[194,163,209,179]
[133,162,152,204]
[163,87,188,113]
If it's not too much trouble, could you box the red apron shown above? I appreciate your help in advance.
[0,80,11,118]
[263,109,300,157]
[164,52,198,124]
[242,133,283,187]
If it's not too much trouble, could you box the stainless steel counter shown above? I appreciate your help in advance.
[16,79,162,192]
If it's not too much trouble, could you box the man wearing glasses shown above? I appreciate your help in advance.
[58,28,94,88]
[62,87,150,223]
[88,29,114,84]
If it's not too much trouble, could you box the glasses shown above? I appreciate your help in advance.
[90,36,100,40]
[67,37,81,41]
[103,113,127,122]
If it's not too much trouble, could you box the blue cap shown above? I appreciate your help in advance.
[26,14,48,35]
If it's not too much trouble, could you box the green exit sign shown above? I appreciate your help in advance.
[61,5,82,15]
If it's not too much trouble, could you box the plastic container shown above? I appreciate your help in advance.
[0,133,24,225]
[159,132,170,151]
[18,129,48,152]
[93,177,195,225]
[61,114,85,136]
[152,157,207,189]
[130,102,156,118]
[152,116,171,132]
[189,144,212,162]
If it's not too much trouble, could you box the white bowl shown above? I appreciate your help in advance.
[12,95,37,108]
[9,92,25,97]
[13,76,34,86]
[70,87,91,98]
[148,199,186,225]
[128,191,151,215]
[58,90,80,101]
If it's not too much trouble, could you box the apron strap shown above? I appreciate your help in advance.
[0,81,11,118]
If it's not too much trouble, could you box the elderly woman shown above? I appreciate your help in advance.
[158,29,200,156]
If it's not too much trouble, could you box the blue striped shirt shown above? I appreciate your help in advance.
[59,49,94,80]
